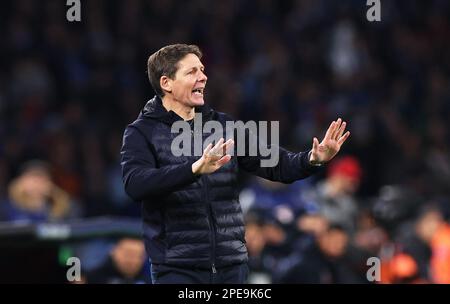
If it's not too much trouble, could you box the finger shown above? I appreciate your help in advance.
[223,139,234,154]
[324,121,336,140]
[216,139,233,157]
[209,138,224,156]
[337,131,350,146]
[335,121,346,140]
[212,138,229,158]
[216,154,232,166]
[204,143,213,156]
[331,118,342,139]
[213,138,224,150]
[224,138,234,146]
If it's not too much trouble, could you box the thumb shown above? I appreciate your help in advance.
[313,137,319,151]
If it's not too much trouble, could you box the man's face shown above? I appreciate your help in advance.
[20,170,52,200]
[111,239,146,278]
[319,229,349,258]
[167,53,207,107]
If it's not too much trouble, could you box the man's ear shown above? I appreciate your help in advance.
[160,76,172,94]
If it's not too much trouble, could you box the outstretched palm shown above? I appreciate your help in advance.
[310,118,350,164]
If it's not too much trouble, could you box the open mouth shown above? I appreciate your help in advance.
[192,88,204,96]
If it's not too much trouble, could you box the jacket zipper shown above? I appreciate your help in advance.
[203,177,217,274]
[195,118,217,275]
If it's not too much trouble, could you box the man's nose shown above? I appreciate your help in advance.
[198,71,207,82]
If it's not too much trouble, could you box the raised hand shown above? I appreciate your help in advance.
[192,138,234,175]
[310,118,350,164]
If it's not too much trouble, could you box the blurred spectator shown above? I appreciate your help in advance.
[244,211,271,284]
[86,238,150,284]
[296,212,329,237]
[394,205,434,281]
[353,208,389,263]
[245,206,311,284]
[301,156,362,233]
[412,204,450,283]
[429,214,450,283]
[372,185,423,236]
[0,160,74,222]
[383,203,450,283]
[277,225,354,283]
[380,253,427,284]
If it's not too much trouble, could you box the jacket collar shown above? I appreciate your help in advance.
[141,95,214,125]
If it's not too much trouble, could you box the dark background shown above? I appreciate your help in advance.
[0,0,449,283]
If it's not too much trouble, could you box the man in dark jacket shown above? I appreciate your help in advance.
[120,44,350,284]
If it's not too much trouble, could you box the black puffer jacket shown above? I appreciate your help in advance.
[121,96,320,270]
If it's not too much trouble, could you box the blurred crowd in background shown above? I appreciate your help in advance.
[0,0,450,283]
